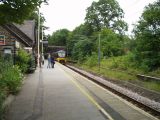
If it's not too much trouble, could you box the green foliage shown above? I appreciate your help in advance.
[99,28,127,57]
[27,54,36,73]
[47,0,129,62]
[85,0,128,33]
[0,91,5,120]
[101,53,138,72]
[0,57,22,94]
[0,0,48,24]
[48,29,70,46]
[85,53,98,67]
[79,54,160,92]
[66,24,96,58]
[15,49,30,73]
[143,82,160,92]
[72,23,93,36]
[81,56,138,81]
[0,57,22,120]
[133,0,160,71]
[148,68,160,78]
[1,65,22,94]
[71,37,95,61]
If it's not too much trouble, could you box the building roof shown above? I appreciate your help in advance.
[14,20,35,41]
[2,20,36,47]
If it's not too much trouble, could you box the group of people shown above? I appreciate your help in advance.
[37,53,55,68]
[47,53,55,68]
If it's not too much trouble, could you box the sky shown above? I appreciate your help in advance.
[40,0,156,35]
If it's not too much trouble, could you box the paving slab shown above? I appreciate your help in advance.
[7,62,106,120]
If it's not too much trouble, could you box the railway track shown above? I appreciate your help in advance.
[66,65,160,119]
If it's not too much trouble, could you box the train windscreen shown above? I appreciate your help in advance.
[57,50,66,58]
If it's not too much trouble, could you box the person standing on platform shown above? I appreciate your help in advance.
[47,54,51,68]
[51,56,55,68]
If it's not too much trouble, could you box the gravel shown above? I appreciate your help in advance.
[67,65,160,112]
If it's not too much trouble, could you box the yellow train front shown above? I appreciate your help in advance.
[56,50,66,65]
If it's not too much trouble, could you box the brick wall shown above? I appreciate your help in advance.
[0,26,24,55]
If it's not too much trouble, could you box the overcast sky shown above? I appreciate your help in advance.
[40,0,156,35]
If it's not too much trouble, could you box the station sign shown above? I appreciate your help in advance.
[0,35,5,45]
[15,41,20,48]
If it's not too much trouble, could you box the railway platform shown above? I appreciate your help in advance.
[6,61,159,120]
[7,62,106,120]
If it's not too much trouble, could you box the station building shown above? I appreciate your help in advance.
[0,20,36,60]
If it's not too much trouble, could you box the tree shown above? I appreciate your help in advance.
[72,23,94,36]
[99,28,126,57]
[85,0,127,34]
[133,0,160,71]
[72,38,94,61]
[48,29,70,46]
[66,24,98,58]
[0,0,48,24]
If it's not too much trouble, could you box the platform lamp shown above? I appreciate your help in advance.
[98,33,101,72]
[37,9,40,67]
[41,26,44,55]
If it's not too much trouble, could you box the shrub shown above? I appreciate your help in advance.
[85,53,98,68]
[1,65,22,94]
[15,49,30,73]
[0,57,22,94]
[0,91,5,120]
[27,54,36,73]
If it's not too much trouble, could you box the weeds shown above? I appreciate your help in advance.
[80,53,160,92]
[0,56,22,120]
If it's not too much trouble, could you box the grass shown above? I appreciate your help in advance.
[143,82,160,92]
[77,54,160,92]
[81,65,137,81]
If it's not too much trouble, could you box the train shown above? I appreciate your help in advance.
[46,46,67,65]
[54,50,66,65]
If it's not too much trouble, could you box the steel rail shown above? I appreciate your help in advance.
[66,65,160,119]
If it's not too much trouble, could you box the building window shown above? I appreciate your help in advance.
[0,35,5,45]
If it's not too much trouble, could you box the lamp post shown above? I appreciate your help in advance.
[41,27,44,55]
[37,10,40,67]
[98,33,101,72]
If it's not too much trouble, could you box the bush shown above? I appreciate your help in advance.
[0,58,22,94]
[0,91,6,120]
[0,56,23,120]
[84,53,98,68]
[1,65,22,94]
[15,49,30,73]
[26,54,36,73]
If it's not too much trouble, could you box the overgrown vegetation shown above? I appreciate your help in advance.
[133,0,160,71]
[0,55,22,119]
[80,54,160,92]
[15,49,31,73]
[0,49,34,119]
[48,0,160,92]
[0,92,5,120]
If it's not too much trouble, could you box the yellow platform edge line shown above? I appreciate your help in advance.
[63,69,114,120]
[78,72,160,120]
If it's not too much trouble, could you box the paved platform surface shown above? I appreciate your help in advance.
[61,65,159,120]
[6,62,107,120]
